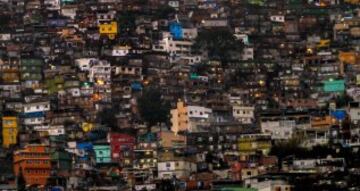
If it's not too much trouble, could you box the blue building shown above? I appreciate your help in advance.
[169,22,183,40]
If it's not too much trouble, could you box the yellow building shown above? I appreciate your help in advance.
[99,21,118,39]
[170,101,189,134]
[2,116,18,148]
[316,39,330,48]
[238,134,271,155]
[158,131,186,148]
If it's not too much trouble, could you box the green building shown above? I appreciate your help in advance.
[20,58,43,81]
[323,79,345,93]
[94,144,111,163]
[51,150,72,170]
[45,76,64,95]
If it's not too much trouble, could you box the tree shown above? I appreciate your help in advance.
[0,15,10,27]
[270,136,306,170]
[334,93,353,108]
[153,6,176,19]
[97,108,118,130]
[192,29,244,66]
[116,11,136,34]
[137,88,171,128]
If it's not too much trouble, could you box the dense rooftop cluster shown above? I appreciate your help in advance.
[0,0,360,190]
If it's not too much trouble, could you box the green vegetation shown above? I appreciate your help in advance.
[137,87,171,128]
[193,29,243,66]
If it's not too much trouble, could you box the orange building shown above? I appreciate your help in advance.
[13,145,51,186]
[311,116,335,128]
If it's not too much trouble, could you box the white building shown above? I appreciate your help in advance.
[75,58,97,71]
[349,102,360,122]
[114,65,142,78]
[111,46,131,57]
[244,178,293,191]
[232,105,255,124]
[23,116,45,126]
[33,125,65,136]
[157,160,197,179]
[201,19,229,28]
[88,60,112,84]
[270,15,285,23]
[261,120,295,140]
[44,0,60,10]
[187,106,212,119]
[96,10,116,24]
[23,100,50,113]
[152,32,193,55]
[170,101,213,134]
[61,5,77,19]
[182,28,198,40]
[168,0,180,9]
[242,47,254,61]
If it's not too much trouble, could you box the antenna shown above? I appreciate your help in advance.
[175,14,179,23]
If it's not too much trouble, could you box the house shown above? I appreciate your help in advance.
[244,178,293,191]
[99,21,118,40]
[13,144,51,186]
[134,132,158,170]
[23,100,50,113]
[20,58,44,89]
[242,47,254,61]
[157,131,186,149]
[170,100,213,134]
[241,168,259,180]
[108,133,135,166]
[109,45,131,57]
[260,110,310,140]
[292,157,345,173]
[238,133,272,155]
[302,119,331,148]
[22,99,50,128]
[349,102,360,123]
[60,5,78,19]
[93,144,111,164]
[96,10,116,24]
[51,150,72,175]
[2,114,19,148]
[201,19,229,28]
[270,14,285,23]
[232,105,255,124]
[152,32,193,56]
[157,152,197,179]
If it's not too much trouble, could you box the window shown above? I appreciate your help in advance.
[175,162,179,167]
[166,163,171,167]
